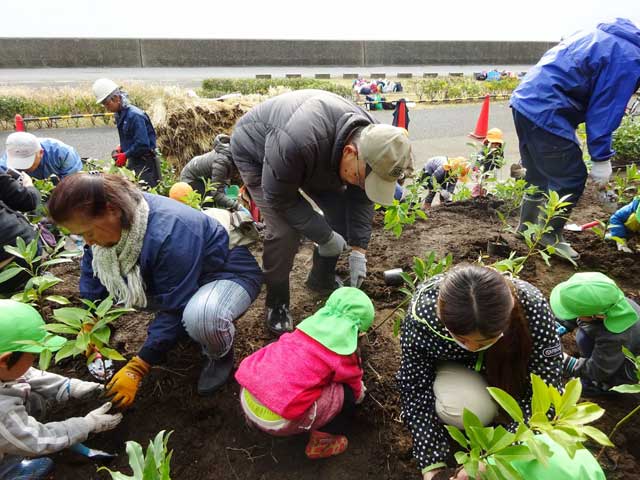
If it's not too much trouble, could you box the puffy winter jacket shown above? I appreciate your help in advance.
[79,193,262,364]
[180,134,241,209]
[511,18,640,162]
[230,89,379,248]
[0,169,40,263]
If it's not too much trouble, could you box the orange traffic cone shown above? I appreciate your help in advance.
[14,114,25,132]
[469,95,490,140]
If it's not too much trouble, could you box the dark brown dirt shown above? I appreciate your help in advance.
[45,182,639,479]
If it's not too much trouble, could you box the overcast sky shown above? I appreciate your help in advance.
[4,0,639,41]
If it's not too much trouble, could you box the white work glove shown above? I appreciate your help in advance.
[20,172,33,187]
[70,379,104,399]
[317,231,347,257]
[439,189,452,202]
[348,250,367,288]
[84,402,123,434]
[605,234,634,253]
[589,160,612,187]
[356,381,367,405]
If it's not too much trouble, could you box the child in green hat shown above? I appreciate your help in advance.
[0,300,122,479]
[607,195,640,253]
[550,272,640,395]
[235,287,374,459]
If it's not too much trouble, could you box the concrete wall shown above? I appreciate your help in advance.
[0,38,142,67]
[0,38,556,68]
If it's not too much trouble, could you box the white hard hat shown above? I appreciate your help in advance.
[92,78,119,104]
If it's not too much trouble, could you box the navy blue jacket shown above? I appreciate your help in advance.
[511,18,640,162]
[79,194,262,364]
[116,105,157,159]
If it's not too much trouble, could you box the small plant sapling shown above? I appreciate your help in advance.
[612,163,640,204]
[99,430,173,480]
[376,175,428,238]
[446,374,612,480]
[370,252,452,336]
[33,296,132,371]
[492,180,539,229]
[0,237,79,307]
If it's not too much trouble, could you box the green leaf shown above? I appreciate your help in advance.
[530,374,551,416]
[53,307,88,328]
[454,451,469,465]
[80,298,97,310]
[55,341,79,363]
[0,267,25,284]
[92,327,111,345]
[611,383,640,394]
[487,387,524,423]
[38,349,52,371]
[558,378,582,417]
[493,456,523,480]
[96,467,134,480]
[45,295,71,305]
[582,426,614,447]
[525,436,551,466]
[445,425,469,449]
[497,444,536,461]
[563,403,605,425]
[43,324,79,335]
[40,258,73,269]
[95,296,114,318]
[75,332,90,352]
[125,440,145,479]
[486,426,516,455]
[99,347,126,361]
[463,408,484,431]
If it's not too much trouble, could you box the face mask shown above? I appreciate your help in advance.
[450,333,504,352]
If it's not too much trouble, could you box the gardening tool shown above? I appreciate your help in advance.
[383,268,404,286]
[564,220,601,232]
[69,443,116,461]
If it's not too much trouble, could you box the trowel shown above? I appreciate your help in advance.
[564,220,600,232]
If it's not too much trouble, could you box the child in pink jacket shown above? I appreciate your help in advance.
[235,287,374,459]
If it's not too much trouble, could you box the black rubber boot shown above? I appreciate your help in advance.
[305,248,341,295]
[197,349,234,396]
[265,283,294,336]
[516,194,544,235]
[539,215,580,261]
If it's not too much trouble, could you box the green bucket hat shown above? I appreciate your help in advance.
[297,287,375,355]
[0,300,66,354]
[550,272,638,334]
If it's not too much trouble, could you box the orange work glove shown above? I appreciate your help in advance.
[105,356,150,409]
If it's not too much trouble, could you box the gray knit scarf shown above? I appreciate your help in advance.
[91,195,149,308]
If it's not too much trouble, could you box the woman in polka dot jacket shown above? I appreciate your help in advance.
[396,264,563,479]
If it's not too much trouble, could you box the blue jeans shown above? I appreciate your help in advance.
[182,280,252,359]
[512,109,587,206]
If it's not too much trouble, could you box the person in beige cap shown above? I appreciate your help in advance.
[231,89,412,335]
[1,132,82,181]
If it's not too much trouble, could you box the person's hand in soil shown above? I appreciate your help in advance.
[84,402,123,433]
[104,356,150,408]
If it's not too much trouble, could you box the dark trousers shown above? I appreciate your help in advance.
[237,170,347,307]
[512,109,587,207]
[318,384,356,435]
[129,152,160,188]
[576,328,595,357]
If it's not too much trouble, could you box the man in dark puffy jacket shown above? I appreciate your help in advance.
[180,134,241,210]
[0,167,41,295]
[231,90,413,335]
[511,18,640,261]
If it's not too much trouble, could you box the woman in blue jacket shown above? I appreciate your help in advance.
[93,78,160,187]
[511,18,640,261]
[47,173,262,405]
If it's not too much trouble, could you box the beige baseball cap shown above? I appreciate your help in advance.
[360,124,413,205]
[5,132,40,170]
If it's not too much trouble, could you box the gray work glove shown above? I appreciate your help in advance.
[349,250,367,288]
[70,379,103,399]
[84,402,123,433]
[318,231,347,257]
[439,189,452,202]
[590,160,612,188]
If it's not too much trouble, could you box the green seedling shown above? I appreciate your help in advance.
[99,430,173,480]
[0,237,79,308]
[447,374,612,479]
[14,296,131,371]
[376,175,428,238]
[493,180,539,229]
[612,163,640,204]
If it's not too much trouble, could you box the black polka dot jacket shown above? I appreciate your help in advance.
[396,275,563,473]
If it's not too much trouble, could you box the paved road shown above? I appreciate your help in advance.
[0,65,532,88]
[0,101,519,176]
